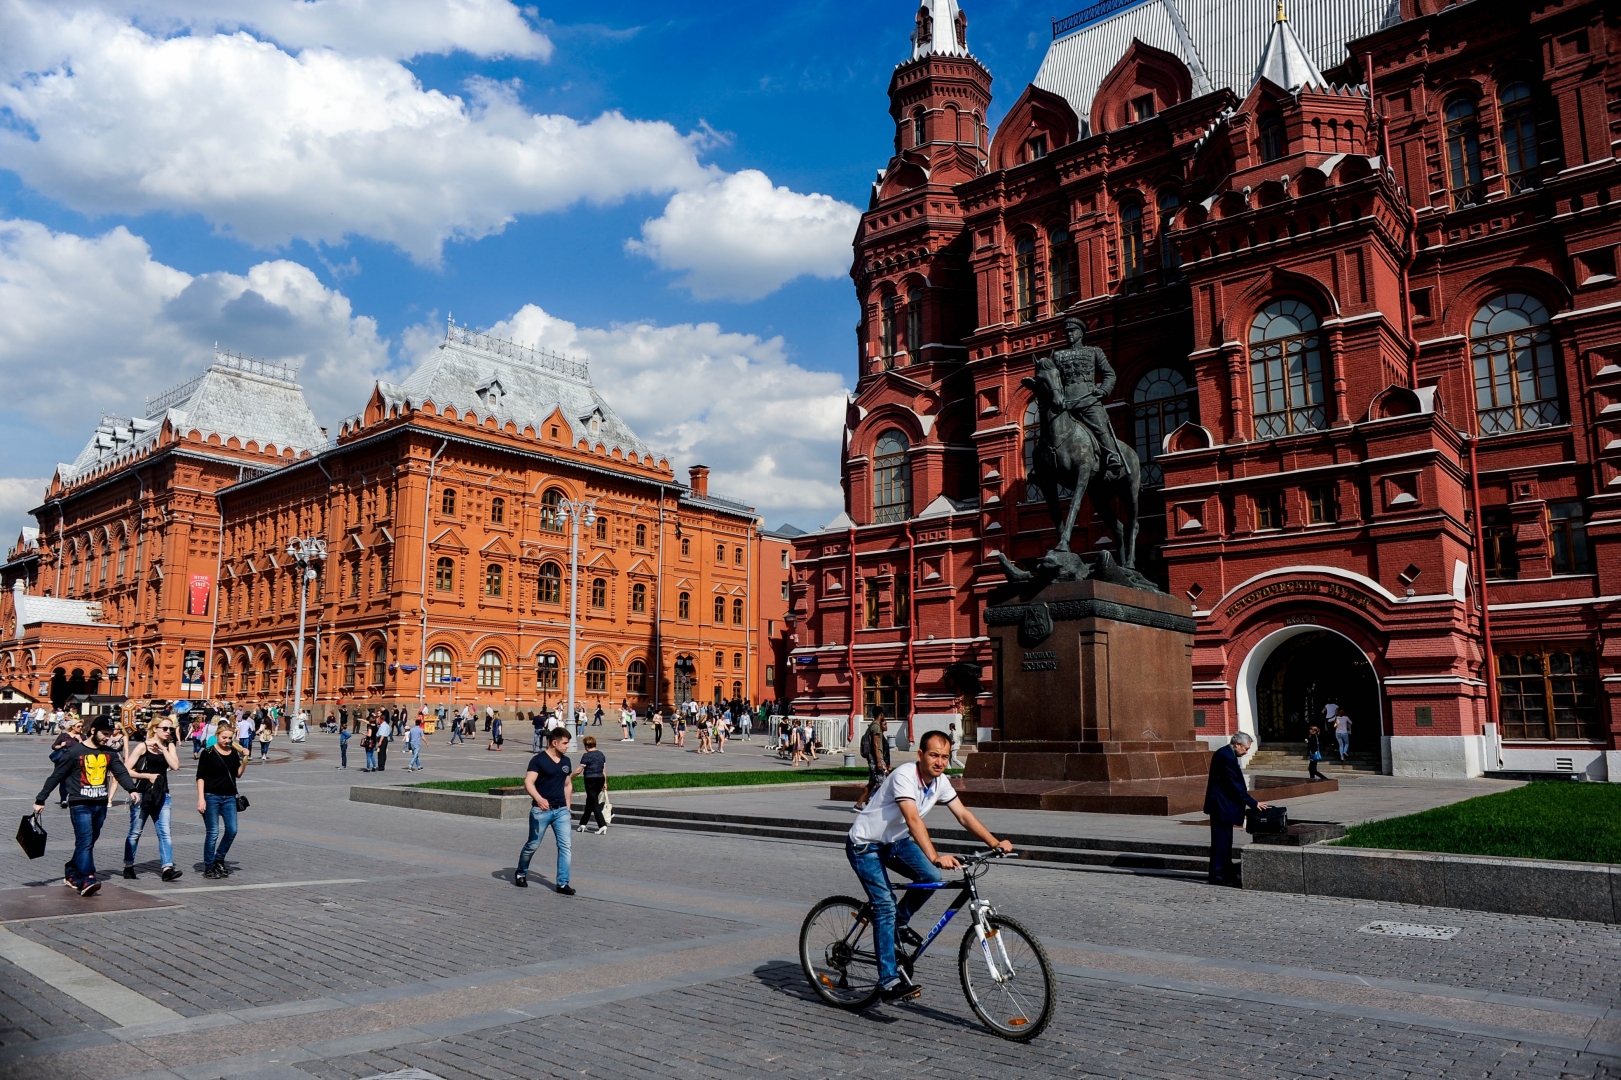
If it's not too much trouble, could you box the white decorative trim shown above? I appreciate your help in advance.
[1381,676,1487,687]
[1487,594,1621,612]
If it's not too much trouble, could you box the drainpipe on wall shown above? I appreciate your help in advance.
[847,525,857,748]
[418,440,449,705]
[202,485,227,699]
[1467,436,1499,763]
[904,519,916,748]
[654,496,664,708]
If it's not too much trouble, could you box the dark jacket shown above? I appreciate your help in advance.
[36,741,139,807]
[1203,744,1259,825]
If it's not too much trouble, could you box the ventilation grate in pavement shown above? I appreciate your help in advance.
[1359,921,1461,940]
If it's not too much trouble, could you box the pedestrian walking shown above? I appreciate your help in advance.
[123,718,183,881]
[406,718,424,771]
[947,722,964,769]
[196,723,246,878]
[375,715,392,771]
[652,708,664,745]
[188,717,206,759]
[34,716,155,896]
[448,713,465,744]
[1332,711,1351,760]
[1203,732,1267,887]
[487,712,505,751]
[256,719,273,762]
[575,736,609,834]
[514,727,577,894]
[853,713,890,811]
[1304,725,1326,781]
[532,711,546,753]
[48,721,84,806]
[337,724,351,769]
[484,705,494,733]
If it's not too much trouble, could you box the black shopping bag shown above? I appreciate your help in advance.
[15,813,46,859]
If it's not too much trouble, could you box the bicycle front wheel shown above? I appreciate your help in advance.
[958,914,1056,1040]
[800,895,882,1010]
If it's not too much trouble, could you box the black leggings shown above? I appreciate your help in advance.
[581,778,607,829]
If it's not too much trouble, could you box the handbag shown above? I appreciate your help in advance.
[601,790,614,825]
[15,812,46,859]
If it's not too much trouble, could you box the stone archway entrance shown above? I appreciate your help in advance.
[1253,630,1380,757]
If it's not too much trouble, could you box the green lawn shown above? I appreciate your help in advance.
[1336,782,1621,864]
[413,767,870,795]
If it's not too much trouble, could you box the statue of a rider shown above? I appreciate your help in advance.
[1051,317,1127,482]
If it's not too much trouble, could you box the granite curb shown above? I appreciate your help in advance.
[1244,843,1621,924]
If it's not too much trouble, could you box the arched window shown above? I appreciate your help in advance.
[714,595,726,623]
[1119,201,1145,280]
[678,591,691,619]
[489,497,505,524]
[435,557,455,592]
[370,647,386,685]
[880,294,898,365]
[631,582,647,612]
[732,597,744,626]
[440,488,456,517]
[538,562,562,604]
[425,646,452,686]
[1157,189,1181,272]
[485,563,503,597]
[1445,97,1484,207]
[635,523,647,547]
[537,652,559,690]
[477,650,503,689]
[1132,368,1195,486]
[1250,300,1326,437]
[872,430,911,524]
[912,108,925,147]
[732,679,743,700]
[906,284,923,356]
[98,540,108,587]
[585,656,608,693]
[716,543,726,563]
[1014,235,1038,323]
[595,515,608,541]
[342,649,357,688]
[591,577,607,608]
[1258,113,1284,162]
[540,489,564,533]
[1499,83,1540,195]
[733,652,743,670]
[117,533,127,581]
[680,536,690,557]
[627,659,647,695]
[714,650,724,669]
[1049,229,1076,311]
[1472,293,1561,434]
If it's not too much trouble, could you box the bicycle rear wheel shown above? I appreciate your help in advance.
[800,895,882,1010]
[958,914,1056,1040]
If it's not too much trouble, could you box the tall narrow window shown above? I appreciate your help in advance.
[1445,98,1484,207]
[635,523,647,547]
[485,563,503,598]
[893,571,909,627]
[678,591,690,620]
[632,582,647,612]
[591,577,607,608]
[1549,501,1589,574]
[732,597,744,626]
[1258,114,1284,162]
[714,595,726,623]
[477,650,503,689]
[586,657,608,693]
[864,579,879,629]
[906,285,923,357]
[1025,134,1047,161]
[1482,508,1518,579]
[440,488,457,517]
[1471,293,1561,434]
[538,562,562,604]
[371,648,386,685]
[872,430,911,524]
[912,108,925,147]
[1132,368,1194,486]
[1015,235,1037,323]
[342,649,357,688]
[1049,229,1076,311]
[1157,190,1181,272]
[595,515,608,541]
[880,294,898,366]
[1250,300,1326,437]
[435,557,455,592]
[425,647,452,686]
[1119,202,1144,280]
[489,497,505,524]
[1499,83,1541,195]
[540,489,563,533]
[627,659,647,696]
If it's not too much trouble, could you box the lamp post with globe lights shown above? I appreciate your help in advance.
[286,536,327,735]
[553,497,597,735]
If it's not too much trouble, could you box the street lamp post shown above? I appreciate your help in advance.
[286,536,327,735]
[536,652,559,715]
[554,497,597,735]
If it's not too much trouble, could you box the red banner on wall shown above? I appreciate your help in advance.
[188,574,211,616]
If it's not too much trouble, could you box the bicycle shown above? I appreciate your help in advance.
[799,850,1056,1040]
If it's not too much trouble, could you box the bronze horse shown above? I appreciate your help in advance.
[1021,355,1144,569]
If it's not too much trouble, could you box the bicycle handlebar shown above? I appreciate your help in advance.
[955,849,1018,868]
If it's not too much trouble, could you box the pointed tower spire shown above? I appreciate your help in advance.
[912,0,969,60]
[1252,1,1326,91]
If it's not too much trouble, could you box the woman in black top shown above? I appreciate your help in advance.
[123,718,182,880]
[1305,724,1326,781]
[196,723,247,878]
[575,736,609,834]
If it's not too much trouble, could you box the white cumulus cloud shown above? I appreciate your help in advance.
[408,303,848,525]
[0,477,51,554]
[627,170,860,301]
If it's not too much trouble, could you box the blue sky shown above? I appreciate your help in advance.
[0,0,1064,540]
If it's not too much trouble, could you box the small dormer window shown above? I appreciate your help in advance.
[550,425,559,439]
[1132,95,1156,123]
[1026,135,1047,162]
[589,411,602,436]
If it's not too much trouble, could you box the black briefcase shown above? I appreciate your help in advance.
[15,813,46,859]
[1245,805,1288,835]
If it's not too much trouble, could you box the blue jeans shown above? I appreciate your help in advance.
[409,743,421,769]
[339,739,349,766]
[66,803,107,886]
[203,793,239,866]
[517,806,572,886]
[365,745,377,769]
[449,725,464,744]
[124,794,173,868]
[846,837,943,985]
[1336,732,1350,757]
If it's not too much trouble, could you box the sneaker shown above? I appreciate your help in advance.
[879,978,921,1002]
[556,884,576,896]
[160,866,183,882]
[78,879,101,897]
[513,873,528,888]
[123,866,138,879]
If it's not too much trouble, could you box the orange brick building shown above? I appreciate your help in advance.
[2,325,783,718]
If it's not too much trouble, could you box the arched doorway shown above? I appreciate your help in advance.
[1247,628,1380,757]
[50,668,68,710]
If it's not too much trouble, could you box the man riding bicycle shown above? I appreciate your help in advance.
[847,729,1011,1001]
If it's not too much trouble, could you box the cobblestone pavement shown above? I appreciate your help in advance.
[0,736,1615,1079]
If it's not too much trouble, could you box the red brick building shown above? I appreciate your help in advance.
[3,326,785,719]
[789,0,1620,781]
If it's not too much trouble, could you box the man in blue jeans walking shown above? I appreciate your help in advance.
[515,726,580,894]
[847,730,1010,1002]
[34,715,154,897]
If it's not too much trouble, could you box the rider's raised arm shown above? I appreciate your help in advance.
[947,798,1014,853]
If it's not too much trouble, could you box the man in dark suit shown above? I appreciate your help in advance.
[1204,732,1269,887]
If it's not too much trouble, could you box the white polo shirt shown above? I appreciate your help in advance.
[849,762,958,846]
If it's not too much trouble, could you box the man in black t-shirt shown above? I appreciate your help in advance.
[34,716,153,896]
[514,727,582,894]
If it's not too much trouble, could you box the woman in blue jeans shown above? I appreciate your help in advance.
[196,723,247,879]
[123,718,183,881]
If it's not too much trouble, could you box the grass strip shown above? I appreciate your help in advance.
[413,767,870,794]
[1336,781,1621,864]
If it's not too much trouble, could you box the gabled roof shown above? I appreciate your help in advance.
[10,585,109,628]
